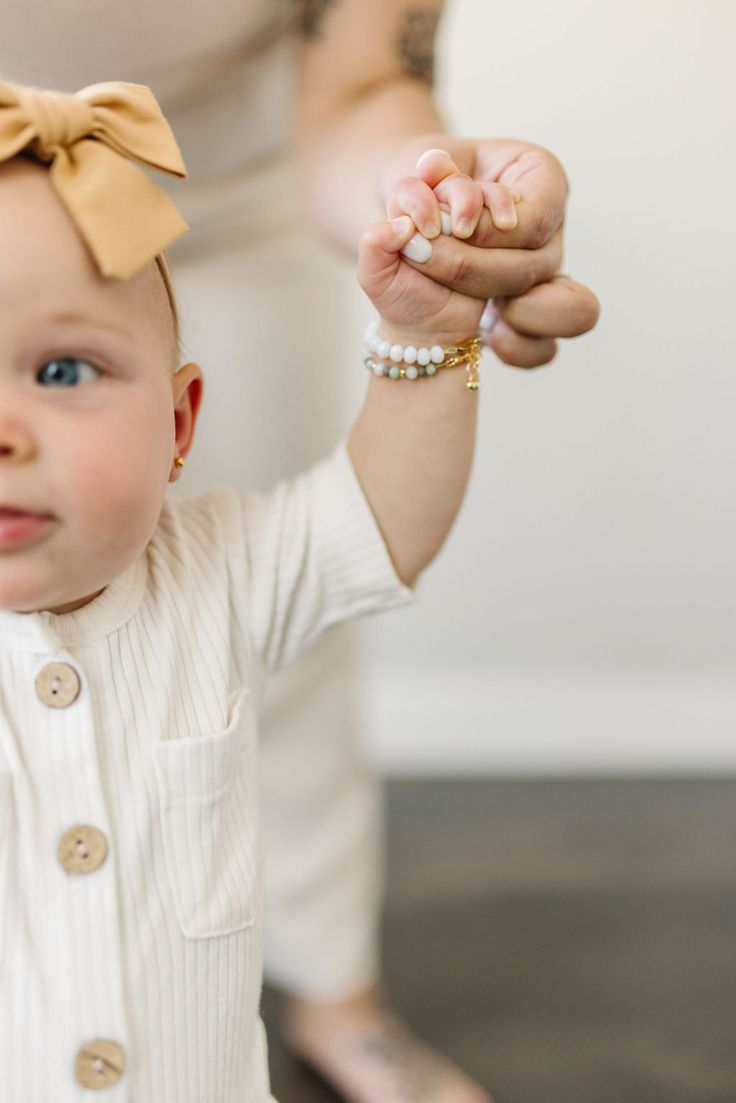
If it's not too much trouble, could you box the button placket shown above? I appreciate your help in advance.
[34,657,127,1090]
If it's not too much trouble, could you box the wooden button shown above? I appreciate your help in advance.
[35,662,80,708]
[74,1039,125,1089]
[58,825,108,875]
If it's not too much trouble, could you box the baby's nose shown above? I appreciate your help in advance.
[0,418,37,463]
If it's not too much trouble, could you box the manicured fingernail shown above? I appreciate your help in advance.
[421,218,441,239]
[480,301,499,332]
[455,217,473,238]
[440,209,452,235]
[401,233,433,263]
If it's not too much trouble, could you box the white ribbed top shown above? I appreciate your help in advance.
[0,444,410,1103]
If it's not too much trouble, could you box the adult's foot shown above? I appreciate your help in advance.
[284,987,492,1103]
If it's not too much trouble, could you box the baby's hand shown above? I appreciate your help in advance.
[388,148,520,243]
[359,155,518,351]
[358,198,483,352]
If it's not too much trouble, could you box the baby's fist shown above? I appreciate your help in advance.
[358,213,483,348]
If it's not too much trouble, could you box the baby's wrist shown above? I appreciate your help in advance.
[377,319,474,348]
[364,318,482,390]
[370,318,478,357]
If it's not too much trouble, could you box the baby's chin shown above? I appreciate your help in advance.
[0,567,103,616]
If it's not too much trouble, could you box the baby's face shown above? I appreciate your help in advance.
[0,161,201,614]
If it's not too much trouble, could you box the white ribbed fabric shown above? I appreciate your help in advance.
[0,444,411,1103]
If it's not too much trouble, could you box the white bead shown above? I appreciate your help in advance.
[390,344,404,363]
[372,362,385,376]
[403,346,418,364]
[430,345,445,364]
[371,334,382,352]
[378,340,391,359]
[406,366,419,380]
[363,326,374,345]
[417,347,431,366]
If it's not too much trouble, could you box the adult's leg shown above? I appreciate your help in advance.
[170,161,490,1103]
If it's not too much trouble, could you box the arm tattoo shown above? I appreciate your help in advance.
[398,9,439,84]
[299,0,342,39]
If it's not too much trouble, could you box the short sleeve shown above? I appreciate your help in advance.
[238,442,413,676]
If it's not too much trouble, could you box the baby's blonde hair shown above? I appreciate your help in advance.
[154,253,183,370]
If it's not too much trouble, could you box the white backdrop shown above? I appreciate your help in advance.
[354,0,736,773]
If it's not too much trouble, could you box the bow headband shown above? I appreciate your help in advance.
[0,80,188,279]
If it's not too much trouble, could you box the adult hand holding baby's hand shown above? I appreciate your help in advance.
[358,205,484,351]
[381,142,600,368]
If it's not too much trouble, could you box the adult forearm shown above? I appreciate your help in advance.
[295,0,470,253]
[297,78,446,253]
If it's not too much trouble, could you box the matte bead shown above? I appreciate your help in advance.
[388,366,401,379]
[406,366,419,380]
[403,346,418,364]
[417,347,431,366]
[430,345,445,364]
[372,362,385,376]
[378,340,391,359]
[390,344,404,362]
[426,363,437,375]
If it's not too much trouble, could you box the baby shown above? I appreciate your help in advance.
[0,82,502,1101]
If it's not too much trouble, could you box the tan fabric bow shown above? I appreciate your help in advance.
[0,80,188,279]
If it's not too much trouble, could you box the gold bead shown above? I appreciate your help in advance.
[174,456,185,469]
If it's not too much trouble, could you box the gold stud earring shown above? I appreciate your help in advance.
[174,456,185,469]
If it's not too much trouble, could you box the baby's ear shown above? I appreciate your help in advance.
[169,363,203,482]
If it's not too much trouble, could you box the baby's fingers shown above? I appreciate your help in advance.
[478,181,519,232]
[358,215,416,301]
[432,173,485,239]
[385,176,442,240]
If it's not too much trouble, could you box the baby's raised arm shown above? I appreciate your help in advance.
[348,169,510,586]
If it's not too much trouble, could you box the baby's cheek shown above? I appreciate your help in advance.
[74,406,172,563]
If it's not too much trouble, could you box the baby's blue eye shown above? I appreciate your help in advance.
[36,358,101,387]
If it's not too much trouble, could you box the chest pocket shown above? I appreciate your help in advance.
[153,689,259,939]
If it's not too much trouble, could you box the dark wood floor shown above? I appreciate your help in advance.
[263,779,736,1103]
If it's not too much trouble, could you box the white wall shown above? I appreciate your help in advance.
[357,0,736,773]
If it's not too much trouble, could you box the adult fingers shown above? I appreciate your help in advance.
[482,314,558,369]
[499,276,601,338]
[471,140,569,249]
[402,227,564,300]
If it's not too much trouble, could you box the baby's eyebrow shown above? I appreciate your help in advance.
[47,311,131,338]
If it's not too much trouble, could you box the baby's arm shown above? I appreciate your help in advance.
[348,172,512,587]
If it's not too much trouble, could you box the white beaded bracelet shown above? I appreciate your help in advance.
[363,319,446,368]
[363,319,482,391]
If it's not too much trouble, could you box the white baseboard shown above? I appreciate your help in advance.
[362,668,736,775]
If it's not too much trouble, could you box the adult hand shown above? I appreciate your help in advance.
[382,141,600,367]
